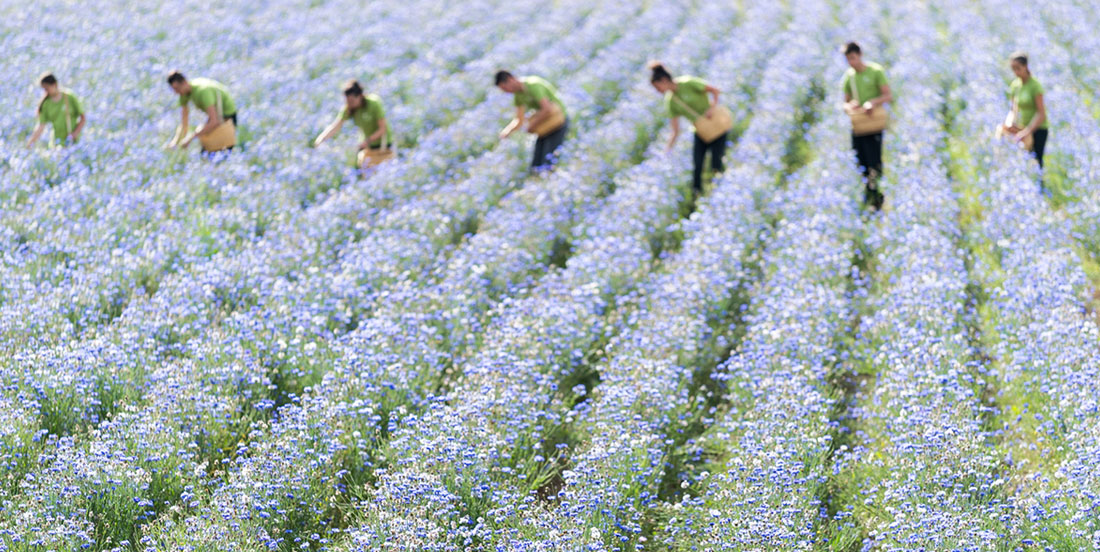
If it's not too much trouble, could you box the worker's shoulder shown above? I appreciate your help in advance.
[865,61,886,74]
[521,75,553,87]
[673,75,703,85]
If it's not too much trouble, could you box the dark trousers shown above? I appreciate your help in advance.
[852,132,884,209]
[692,132,728,192]
[532,118,568,170]
[1032,128,1048,168]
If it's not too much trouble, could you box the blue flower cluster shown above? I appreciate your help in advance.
[2,0,1096,550]
[826,2,1013,548]
[949,0,1100,547]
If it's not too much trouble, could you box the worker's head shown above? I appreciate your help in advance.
[495,70,521,93]
[36,72,59,114]
[1010,52,1030,78]
[648,61,674,93]
[38,72,59,95]
[343,79,365,110]
[843,42,863,69]
[167,71,190,95]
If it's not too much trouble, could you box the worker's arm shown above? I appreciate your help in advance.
[26,122,46,148]
[365,118,388,149]
[864,83,892,111]
[842,76,860,113]
[666,117,680,153]
[526,97,554,129]
[314,116,344,147]
[1016,93,1046,141]
[844,94,860,112]
[195,104,224,136]
[169,104,190,148]
[500,106,526,140]
[180,104,224,148]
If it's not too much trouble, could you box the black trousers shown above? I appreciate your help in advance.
[532,118,568,170]
[1032,128,1048,168]
[692,132,728,192]
[852,132,884,209]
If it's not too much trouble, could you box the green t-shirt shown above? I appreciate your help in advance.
[514,76,567,119]
[842,62,888,104]
[664,76,710,119]
[1010,77,1049,130]
[179,77,237,116]
[38,89,84,143]
[339,94,393,148]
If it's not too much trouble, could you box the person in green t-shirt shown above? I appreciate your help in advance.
[495,70,568,172]
[313,79,393,166]
[841,42,892,211]
[26,72,85,148]
[1001,52,1049,168]
[649,62,725,194]
[166,71,238,150]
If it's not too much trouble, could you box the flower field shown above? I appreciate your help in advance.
[3,0,1100,550]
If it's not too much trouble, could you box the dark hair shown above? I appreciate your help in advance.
[166,70,186,85]
[647,61,672,83]
[37,72,58,114]
[844,42,862,56]
[1010,51,1029,67]
[494,70,514,86]
[343,79,366,113]
[343,79,365,97]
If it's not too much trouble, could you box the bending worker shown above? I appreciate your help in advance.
[649,61,728,195]
[166,71,238,152]
[495,70,568,172]
[313,79,393,168]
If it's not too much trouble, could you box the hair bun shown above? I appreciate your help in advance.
[648,61,672,83]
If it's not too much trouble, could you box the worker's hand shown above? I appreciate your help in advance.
[1014,128,1032,142]
[862,101,874,115]
[69,130,81,142]
[705,106,715,119]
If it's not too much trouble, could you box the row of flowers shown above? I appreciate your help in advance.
[341,2,805,548]
[214,3,752,549]
[0,0,676,549]
[0,0,603,354]
[656,10,868,546]
[951,0,1100,547]
[0,0,635,448]
[828,2,1013,549]
[535,2,858,550]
